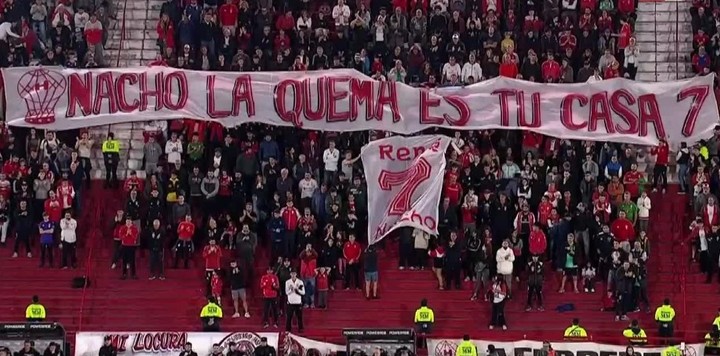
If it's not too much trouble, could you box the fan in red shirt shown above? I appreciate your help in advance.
[118,218,140,279]
[541,53,561,82]
[529,224,547,256]
[44,192,63,223]
[210,271,224,305]
[260,267,280,327]
[537,196,553,227]
[281,201,301,231]
[218,0,239,28]
[124,171,145,193]
[156,14,175,50]
[461,198,478,234]
[604,61,620,79]
[622,163,643,198]
[499,54,519,78]
[203,239,223,272]
[559,30,577,52]
[523,10,543,33]
[175,215,195,269]
[651,139,670,191]
[343,234,362,289]
[443,175,463,206]
[275,10,294,32]
[610,211,635,249]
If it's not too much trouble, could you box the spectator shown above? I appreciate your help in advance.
[363,244,379,299]
[496,239,515,297]
[285,270,305,332]
[59,211,77,269]
[343,233,362,289]
[147,219,166,280]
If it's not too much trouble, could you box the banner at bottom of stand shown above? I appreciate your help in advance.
[427,339,704,356]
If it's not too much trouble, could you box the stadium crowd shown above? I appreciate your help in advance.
[1,0,720,338]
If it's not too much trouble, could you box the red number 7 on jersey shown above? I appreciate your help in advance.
[377,157,432,216]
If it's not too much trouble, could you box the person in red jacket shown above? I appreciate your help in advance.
[118,218,139,280]
[343,234,362,289]
[623,163,643,198]
[175,215,195,269]
[541,52,561,82]
[210,270,224,305]
[260,266,280,328]
[499,54,519,78]
[44,191,63,223]
[203,239,223,293]
[611,211,635,251]
[124,171,144,193]
[650,139,669,192]
[529,224,547,256]
[443,175,463,206]
[218,0,238,29]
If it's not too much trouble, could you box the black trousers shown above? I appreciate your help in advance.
[149,250,164,277]
[285,304,304,332]
[14,233,31,254]
[61,242,77,268]
[444,268,462,289]
[175,241,192,268]
[490,300,506,327]
[262,298,279,324]
[527,284,543,307]
[708,253,720,282]
[658,322,674,338]
[104,153,119,187]
[122,246,137,277]
[111,240,122,264]
[345,263,360,288]
[652,164,668,189]
[40,243,53,266]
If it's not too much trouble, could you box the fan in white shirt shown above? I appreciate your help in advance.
[332,0,351,27]
[60,215,78,244]
[461,54,483,83]
[442,57,462,83]
[323,141,340,173]
[165,134,183,164]
[298,173,318,199]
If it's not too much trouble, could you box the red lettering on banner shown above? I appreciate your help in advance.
[371,81,401,122]
[493,89,541,128]
[419,90,471,127]
[274,79,302,126]
[304,77,327,121]
[206,74,255,119]
[66,72,93,117]
[115,73,140,113]
[349,78,373,120]
[397,209,438,230]
[378,157,432,215]
[560,91,665,138]
[131,332,188,353]
[678,85,710,137]
[67,71,189,116]
[138,72,164,112]
[378,145,427,161]
[327,76,351,122]
[609,89,639,134]
[104,334,130,352]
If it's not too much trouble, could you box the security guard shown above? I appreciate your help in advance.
[661,345,682,356]
[25,295,46,322]
[706,325,720,348]
[200,297,223,332]
[101,132,120,188]
[623,320,648,345]
[414,299,435,334]
[455,335,477,356]
[655,298,676,338]
[563,318,588,339]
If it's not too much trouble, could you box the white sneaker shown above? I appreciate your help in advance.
[111,263,117,269]
[27,252,32,258]
[244,312,250,318]
[12,252,17,258]
[232,313,240,318]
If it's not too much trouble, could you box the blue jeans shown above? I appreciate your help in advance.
[678,164,688,192]
[302,277,315,306]
[32,20,47,42]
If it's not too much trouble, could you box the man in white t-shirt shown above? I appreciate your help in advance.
[442,56,462,83]
[323,140,340,185]
[332,0,351,30]
[298,172,318,207]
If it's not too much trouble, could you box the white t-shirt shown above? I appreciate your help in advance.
[323,148,339,172]
[60,218,78,243]
[285,278,305,305]
[298,178,318,199]
[165,140,183,164]
[442,62,462,82]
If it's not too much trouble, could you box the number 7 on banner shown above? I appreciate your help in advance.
[377,158,432,216]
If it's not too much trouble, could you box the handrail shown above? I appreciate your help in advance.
[77,188,105,331]
[139,0,151,65]
[115,0,130,67]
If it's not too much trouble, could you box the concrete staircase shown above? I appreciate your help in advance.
[635,0,694,82]
[104,0,158,66]
[88,123,146,181]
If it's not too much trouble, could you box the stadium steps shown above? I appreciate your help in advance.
[635,1,694,82]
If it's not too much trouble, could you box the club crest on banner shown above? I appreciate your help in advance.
[219,332,265,353]
[16,68,67,124]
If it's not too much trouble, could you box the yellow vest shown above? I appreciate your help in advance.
[623,328,648,343]
[563,325,588,338]
[102,140,120,153]
[456,341,477,356]
[200,302,223,318]
[414,306,434,323]
[25,303,46,319]
[661,346,682,356]
[655,305,676,322]
[714,316,720,328]
[705,333,720,347]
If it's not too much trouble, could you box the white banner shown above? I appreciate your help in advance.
[361,135,452,244]
[74,331,279,356]
[2,67,717,146]
[427,339,704,356]
[284,333,344,356]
